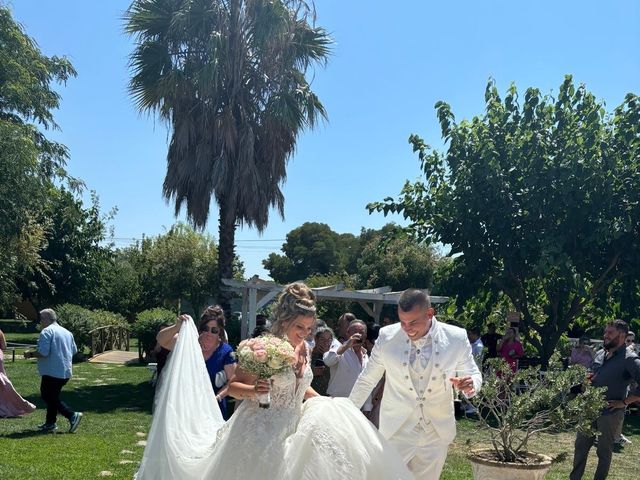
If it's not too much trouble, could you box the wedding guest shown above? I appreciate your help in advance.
[497,327,524,372]
[251,324,270,338]
[382,315,396,327]
[324,320,372,411]
[0,328,36,417]
[364,324,384,428]
[627,332,637,354]
[157,305,237,419]
[349,289,482,479]
[153,320,175,383]
[364,324,381,355]
[570,320,640,480]
[310,326,334,396]
[24,309,82,433]
[336,312,356,343]
[255,314,268,327]
[481,323,502,359]
[467,327,484,367]
[463,327,484,415]
[614,330,638,446]
[570,336,595,369]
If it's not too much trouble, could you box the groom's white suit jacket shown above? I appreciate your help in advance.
[349,318,482,442]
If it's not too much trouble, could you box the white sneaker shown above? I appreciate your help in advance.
[616,434,632,445]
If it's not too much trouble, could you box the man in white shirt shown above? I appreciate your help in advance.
[324,320,372,411]
[349,289,482,479]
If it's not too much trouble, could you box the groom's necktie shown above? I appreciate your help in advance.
[410,337,431,371]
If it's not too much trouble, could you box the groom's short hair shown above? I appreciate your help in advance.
[398,289,431,312]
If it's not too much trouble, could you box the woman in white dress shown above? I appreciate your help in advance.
[136,283,411,480]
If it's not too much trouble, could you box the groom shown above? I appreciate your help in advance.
[349,289,482,479]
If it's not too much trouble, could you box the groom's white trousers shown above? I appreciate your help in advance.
[389,420,450,480]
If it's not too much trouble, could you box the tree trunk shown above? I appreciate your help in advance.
[217,200,236,318]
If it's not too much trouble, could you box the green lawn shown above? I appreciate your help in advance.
[1,352,638,479]
[0,359,153,479]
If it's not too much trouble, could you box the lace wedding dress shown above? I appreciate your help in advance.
[136,320,411,480]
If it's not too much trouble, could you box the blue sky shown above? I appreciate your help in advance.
[8,0,640,279]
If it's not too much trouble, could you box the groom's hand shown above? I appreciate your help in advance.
[450,376,475,395]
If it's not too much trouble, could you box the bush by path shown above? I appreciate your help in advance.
[131,308,176,360]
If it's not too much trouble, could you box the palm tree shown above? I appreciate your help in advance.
[125,0,331,312]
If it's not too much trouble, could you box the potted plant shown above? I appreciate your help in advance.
[466,359,606,480]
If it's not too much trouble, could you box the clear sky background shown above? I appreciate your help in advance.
[8,0,640,279]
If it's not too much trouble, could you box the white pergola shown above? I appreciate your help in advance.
[222,275,449,339]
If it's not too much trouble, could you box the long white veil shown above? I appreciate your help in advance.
[136,319,225,480]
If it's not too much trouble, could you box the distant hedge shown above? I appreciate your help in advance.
[132,308,177,360]
[55,304,128,353]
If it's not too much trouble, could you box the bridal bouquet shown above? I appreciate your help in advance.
[236,335,297,408]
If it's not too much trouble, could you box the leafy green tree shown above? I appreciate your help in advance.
[0,5,76,310]
[125,0,331,312]
[93,251,144,320]
[145,223,220,314]
[370,77,640,367]
[263,222,357,283]
[357,224,440,292]
[17,188,113,309]
[109,224,243,316]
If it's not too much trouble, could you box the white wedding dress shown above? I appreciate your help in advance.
[136,320,412,480]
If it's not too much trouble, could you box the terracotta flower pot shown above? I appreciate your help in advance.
[468,448,553,480]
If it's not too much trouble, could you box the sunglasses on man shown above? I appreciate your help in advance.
[200,326,220,334]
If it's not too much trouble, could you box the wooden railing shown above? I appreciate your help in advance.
[5,342,38,362]
[89,325,130,356]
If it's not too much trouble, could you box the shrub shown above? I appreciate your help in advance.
[133,308,176,360]
[470,358,607,463]
[56,304,128,354]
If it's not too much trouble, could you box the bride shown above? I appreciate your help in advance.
[136,283,411,480]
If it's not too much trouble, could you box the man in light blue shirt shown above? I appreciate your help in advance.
[25,309,83,433]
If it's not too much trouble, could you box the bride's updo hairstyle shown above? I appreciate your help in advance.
[271,283,317,337]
